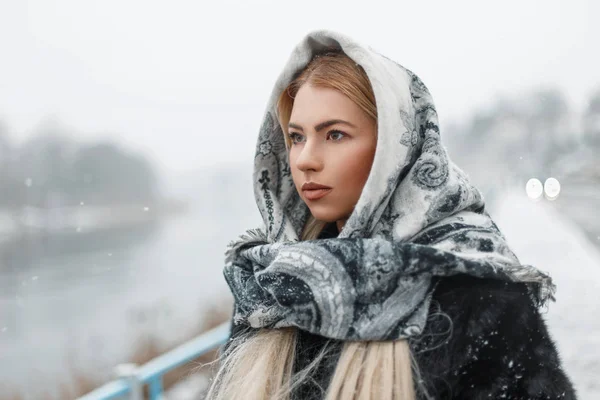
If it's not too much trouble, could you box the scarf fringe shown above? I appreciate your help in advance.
[502,263,557,308]
[225,227,269,263]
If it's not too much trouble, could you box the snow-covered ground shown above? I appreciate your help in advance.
[165,188,600,399]
[494,190,600,399]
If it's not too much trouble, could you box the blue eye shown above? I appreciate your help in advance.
[288,130,346,145]
[327,130,346,141]
[288,132,304,144]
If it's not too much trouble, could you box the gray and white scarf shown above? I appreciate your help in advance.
[223,29,555,341]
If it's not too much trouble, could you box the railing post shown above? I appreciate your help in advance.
[114,363,143,400]
[148,377,164,400]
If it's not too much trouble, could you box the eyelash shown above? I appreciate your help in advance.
[288,130,346,145]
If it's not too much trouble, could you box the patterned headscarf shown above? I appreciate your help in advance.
[223,29,554,341]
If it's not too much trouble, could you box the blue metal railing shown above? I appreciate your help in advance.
[78,322,231,400]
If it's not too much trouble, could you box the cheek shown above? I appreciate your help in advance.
[337,146,375,191]
[289,154,301,187]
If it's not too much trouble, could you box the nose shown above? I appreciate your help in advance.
[295,138,324,172]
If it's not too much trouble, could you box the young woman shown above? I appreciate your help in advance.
[204,30,577,399]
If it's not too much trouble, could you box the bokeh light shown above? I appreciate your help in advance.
[526,178,543,201]
[544,177,561,201]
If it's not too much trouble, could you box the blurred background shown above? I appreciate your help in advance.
[0,0,598,399]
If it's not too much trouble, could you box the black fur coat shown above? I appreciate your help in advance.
[224,223,577,399]
[288,274,577,399]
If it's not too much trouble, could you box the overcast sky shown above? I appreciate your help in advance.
[0,0,598,174]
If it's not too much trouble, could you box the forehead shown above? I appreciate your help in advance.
[290,85,363,121]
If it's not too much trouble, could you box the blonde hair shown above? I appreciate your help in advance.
[204,51,420,400]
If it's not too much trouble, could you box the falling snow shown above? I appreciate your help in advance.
[162,189,600,399]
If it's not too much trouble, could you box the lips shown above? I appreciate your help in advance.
[302,182,331,190]
[301,181,332,200]
[302,187,332,200]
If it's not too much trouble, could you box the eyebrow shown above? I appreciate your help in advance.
[288,119,357,132]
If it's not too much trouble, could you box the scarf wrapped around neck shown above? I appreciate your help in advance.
[222,29,555,341]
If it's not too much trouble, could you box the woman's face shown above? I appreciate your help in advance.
[287,84,377,231]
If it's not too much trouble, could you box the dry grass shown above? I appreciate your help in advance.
[2,300,232,400]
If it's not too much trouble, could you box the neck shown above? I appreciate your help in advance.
[336,219,346,233]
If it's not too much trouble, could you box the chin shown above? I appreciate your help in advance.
[307,207,343,223]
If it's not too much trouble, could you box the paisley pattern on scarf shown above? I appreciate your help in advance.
[222,29,555,341]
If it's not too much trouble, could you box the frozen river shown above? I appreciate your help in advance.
[0,203,259,399]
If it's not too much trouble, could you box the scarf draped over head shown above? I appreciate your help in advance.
[222,29,555,341]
